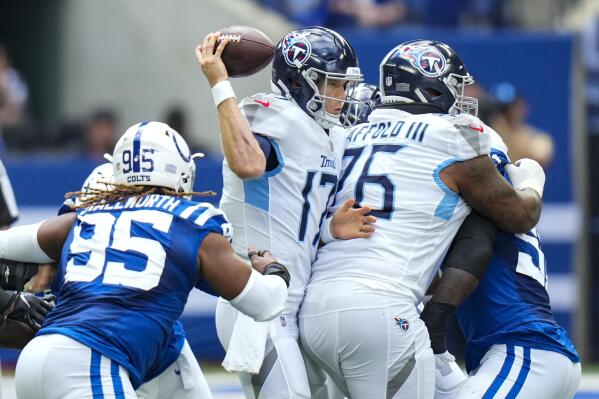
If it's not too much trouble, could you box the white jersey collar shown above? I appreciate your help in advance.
[368,108,412,122]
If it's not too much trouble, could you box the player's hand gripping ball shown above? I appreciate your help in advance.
[217,26,275,77]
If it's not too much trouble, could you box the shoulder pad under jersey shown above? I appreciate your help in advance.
[440,113,492,160]
[239,93,294,140]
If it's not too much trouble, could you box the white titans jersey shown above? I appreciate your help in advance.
[310,108,492,304]
[220,92,346,314]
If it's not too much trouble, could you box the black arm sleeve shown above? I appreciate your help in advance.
[420,211,498,354]
[254,134,280,172]
[443,211,498,280]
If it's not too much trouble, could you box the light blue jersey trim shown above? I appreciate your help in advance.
[243,177,269,211]
[433,158,460,220]
[243,140,285,212]
[482,344,515,399]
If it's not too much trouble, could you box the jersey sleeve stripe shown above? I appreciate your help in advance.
[194,207,226,226]
[180,204,203,219]
[432,158,460,220]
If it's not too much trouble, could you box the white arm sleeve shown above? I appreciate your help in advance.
[0,222,54,263]
[229,269,288,322]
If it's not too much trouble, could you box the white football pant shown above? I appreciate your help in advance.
[299,281,435,399]
[136,340,213,399]
[216,299,311,398]
[16,334,137,399]
[458,344,580,399]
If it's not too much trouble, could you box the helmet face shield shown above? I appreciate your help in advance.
[445,73,478,116]
[303,66,363,128]
[342,83,381,125]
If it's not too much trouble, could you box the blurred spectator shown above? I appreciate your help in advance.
[329,0,407,27]
[165,106,187,141]
[0,44,28,127]
[0,43,29,140]
[287,0,331,26]
[255,0,572,28]
[464,82,496,122]
[406,0,462,27]
[84,109,118,161]
[460,0,511,27]
[487,82,554,168]
[164,105,211,155]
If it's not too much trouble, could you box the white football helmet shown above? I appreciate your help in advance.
[112,121,196,192]
[81,163,114,192]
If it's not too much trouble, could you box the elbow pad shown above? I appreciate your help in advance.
[0,223,54,264]
[230,269,288,322]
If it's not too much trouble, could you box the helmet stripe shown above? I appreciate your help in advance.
[132,121,149,173]
[172,132,191,162]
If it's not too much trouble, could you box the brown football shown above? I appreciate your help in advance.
[218,26,275,78]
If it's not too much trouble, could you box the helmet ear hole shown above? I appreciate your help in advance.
[290,79,302,89]
[424,87,442,98]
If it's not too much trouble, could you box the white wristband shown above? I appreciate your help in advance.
[211,80,236,108]
[320,216,337,244]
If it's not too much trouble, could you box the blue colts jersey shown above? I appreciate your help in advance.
[41,194,231,388]
[457,146,579,373]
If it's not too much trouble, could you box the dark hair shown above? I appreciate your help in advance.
[66,184,215,209]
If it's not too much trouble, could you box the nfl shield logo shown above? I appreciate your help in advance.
[385,75,393,87]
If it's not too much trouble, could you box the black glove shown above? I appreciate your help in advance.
[0,259,40,291]
[0,290,55,331]
[419,301,455,354]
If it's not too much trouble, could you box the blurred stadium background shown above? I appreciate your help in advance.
[0,0,598,397]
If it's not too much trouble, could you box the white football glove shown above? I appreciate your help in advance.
[504,158,545,198]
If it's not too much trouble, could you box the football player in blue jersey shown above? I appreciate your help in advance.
[54,162,216,399]
[421,135,581,398]
[0,121,291,399]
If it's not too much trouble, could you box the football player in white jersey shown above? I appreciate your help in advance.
[299,40,545,399]
[197,27,375,398]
